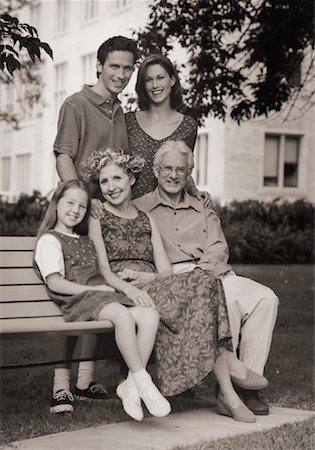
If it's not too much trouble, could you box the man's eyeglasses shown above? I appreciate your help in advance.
[157,165,187,176]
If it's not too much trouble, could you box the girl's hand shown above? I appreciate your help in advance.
[124,286,156,308]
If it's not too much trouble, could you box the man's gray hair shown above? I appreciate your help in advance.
[153,140,194,170]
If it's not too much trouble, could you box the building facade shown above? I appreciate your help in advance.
[1,0,314,204]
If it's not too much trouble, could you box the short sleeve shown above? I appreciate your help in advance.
[35,234,65,281]
[53,101,81,160]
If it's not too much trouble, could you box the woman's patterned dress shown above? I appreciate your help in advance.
[100,208,232,396]
[125,111,197,199]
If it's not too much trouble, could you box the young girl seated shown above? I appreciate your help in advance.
[34,179,171,421]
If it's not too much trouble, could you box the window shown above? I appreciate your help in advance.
[264,134,300,188]
[193,133,209,186]
[1,157,11,191]
[17,154,31,193]
[55,63,67,113]
[57,0,69,33]
[83,0,99,21]
[284,137,299,187]
[288,53,302,87]
[115,0,131,9]
[6,83,14,116]
[82,53,96,85]
[30,2,41,29]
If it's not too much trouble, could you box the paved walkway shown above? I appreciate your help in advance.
[2,406,314,450]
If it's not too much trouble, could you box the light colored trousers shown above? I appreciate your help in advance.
[172,264,279,375]
[222,272,279,375]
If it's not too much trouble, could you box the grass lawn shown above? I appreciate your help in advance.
[0,264,314,447]
[170,418,314,450]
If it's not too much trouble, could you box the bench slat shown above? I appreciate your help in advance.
[0,237,37,251]
[0,251,34,268]
[0,237,115,346]
[0,268,42,285]
[0,301,62,319]
[0,316,113,338]
[0,285,49,302]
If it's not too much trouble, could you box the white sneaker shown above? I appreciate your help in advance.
[116,379,144,421]
[136,375,171,418]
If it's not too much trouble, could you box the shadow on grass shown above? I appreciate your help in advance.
[0,264,314,445]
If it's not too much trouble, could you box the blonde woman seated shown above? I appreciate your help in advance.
[81,148,268,423]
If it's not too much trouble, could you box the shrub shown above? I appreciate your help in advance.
[0,193,313,263]
[213,198,314,264]
[0,191,48,236]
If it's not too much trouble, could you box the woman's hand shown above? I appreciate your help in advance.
[90,285,115,293]
[118,268,156,288]
[124,285,156,308]
[192,190,212,208]
[91,199,105,219]
[117,268,139,282]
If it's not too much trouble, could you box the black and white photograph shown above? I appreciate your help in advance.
[0,1,314,449]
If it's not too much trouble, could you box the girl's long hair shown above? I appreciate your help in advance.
[36,180,91,240]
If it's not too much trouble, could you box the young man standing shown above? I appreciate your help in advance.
[54,36,138,210]
[50,36,138,413]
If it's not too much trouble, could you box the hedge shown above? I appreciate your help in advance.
[0,191,48,237]
[214,198,314,264]
[0,192,313,264]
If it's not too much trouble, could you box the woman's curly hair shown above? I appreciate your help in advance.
[80,148,145,183]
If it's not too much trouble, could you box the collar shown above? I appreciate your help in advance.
[82,84,121,107]
[147,188,203,213]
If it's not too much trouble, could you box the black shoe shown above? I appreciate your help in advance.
[237,388,270,415]
[50,389,74,414]
[74,381,109,400]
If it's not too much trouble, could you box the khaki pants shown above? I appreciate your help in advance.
[222,272,279,375]
[172,263,279,375]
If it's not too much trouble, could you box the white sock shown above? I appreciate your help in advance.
[131,368,150,385]
[53,368,71,394]
[76,360,95,389]
[126,370,137,386]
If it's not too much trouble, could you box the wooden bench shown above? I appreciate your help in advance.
[0,236,115,368]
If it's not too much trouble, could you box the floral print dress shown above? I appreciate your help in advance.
[100,208,232,396]
[125,111,197,199]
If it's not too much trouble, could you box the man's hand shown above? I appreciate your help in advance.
[91,199,105,219]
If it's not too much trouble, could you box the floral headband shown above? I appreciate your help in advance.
[80,148,145,183]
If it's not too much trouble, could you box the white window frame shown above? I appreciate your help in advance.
[193,132,209,188]
[82,0,99,23]
[30,1,41,29]
[1,157,11,192]
[82,52,96,85]
[54,62,68,114]
[16,153,32,194]
[115,0,131,10]
[56,0,69,34]
[263,133,302,190]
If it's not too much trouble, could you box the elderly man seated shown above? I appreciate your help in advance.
[133,140,279,416]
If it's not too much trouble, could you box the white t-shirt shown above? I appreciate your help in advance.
[35,233,76,281]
